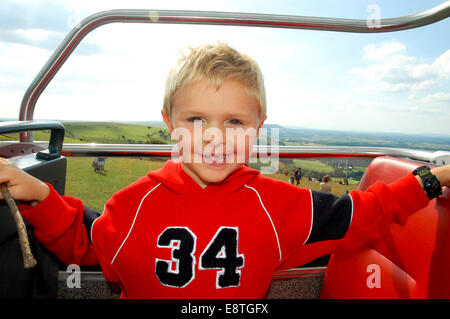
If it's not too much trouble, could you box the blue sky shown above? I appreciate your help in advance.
[1,0,449,136]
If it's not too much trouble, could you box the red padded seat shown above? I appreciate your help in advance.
[320,156,450,298]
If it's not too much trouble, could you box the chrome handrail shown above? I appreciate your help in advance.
[18,2,450,141]
[18,142,448,166]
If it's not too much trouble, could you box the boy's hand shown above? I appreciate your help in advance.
[431,165,450,188]
[0,157,49,204]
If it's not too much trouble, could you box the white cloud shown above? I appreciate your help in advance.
[264,89,449,135]
[362,40,406,62]
[15,29,56,41]
[348,40,450,94]
[434,49,450,75]
[419,92,450,104]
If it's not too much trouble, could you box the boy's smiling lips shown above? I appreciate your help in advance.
[195,152,240,166]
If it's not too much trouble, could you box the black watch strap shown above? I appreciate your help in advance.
[413,165,442,200]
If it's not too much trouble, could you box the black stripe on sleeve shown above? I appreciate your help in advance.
[305,191,353,244]
[83,205,101,244]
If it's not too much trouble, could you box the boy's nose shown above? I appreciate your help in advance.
[202,122,226,144]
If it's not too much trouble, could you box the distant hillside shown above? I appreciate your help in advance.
[62,121,173,144]
[1,120,448,151]
[0,121,174,145]
[261,124,450,152]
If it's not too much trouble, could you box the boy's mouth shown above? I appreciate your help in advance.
[199,153,237,165]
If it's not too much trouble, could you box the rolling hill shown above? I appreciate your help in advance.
[1,120,448,151]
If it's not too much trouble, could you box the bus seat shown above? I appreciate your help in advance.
[0,121,66,298]
[320,156,450,298]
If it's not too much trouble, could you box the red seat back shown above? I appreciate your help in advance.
[320,156,450,298]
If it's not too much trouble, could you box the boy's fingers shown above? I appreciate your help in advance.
[0,157,13,170]
[0,158,18,191]
[0,158,18,172]
[0,157,11,166]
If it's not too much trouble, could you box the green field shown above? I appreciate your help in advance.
[292,159,335,174]
[65,157,167,212]
[0,130,83,143]
[66,156,359,212]
[63,122,173,144]
[0,121,174,145]
[268,172,359,196]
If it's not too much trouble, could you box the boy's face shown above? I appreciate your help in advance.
[163,79,265,188]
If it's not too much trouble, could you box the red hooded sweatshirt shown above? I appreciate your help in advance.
[20,158,429,298]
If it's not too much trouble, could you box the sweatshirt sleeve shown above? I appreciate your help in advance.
[18,183,120,283]
[338,172,429,251]
[18,183,99,265]
[277,173,429,269]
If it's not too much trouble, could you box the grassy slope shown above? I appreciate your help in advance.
[0,131,83,143]
[66,157,358,212]
[63,122,173,144]
[0,122,174,144]
[292,159,335,174]
[268,172,359,197]
[65,157,167,212]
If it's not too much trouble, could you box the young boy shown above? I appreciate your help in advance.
[0,43,449,299]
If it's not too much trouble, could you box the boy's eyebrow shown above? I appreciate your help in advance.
[222,112,250,119]
[178,110,250,119]
[177,110,204,117]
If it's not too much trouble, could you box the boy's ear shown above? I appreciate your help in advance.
[161,111,174,132]
[259,115,267,129]
[257,115,267,134]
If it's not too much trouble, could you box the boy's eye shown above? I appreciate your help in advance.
[187,117,203,122]
[228,118,243,125]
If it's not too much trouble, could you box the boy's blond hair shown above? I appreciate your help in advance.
[162,42,266,122]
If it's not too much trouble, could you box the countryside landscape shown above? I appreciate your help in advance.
[1,120,449,211]
[2,119,449,151]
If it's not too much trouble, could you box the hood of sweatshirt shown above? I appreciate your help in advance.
[147,158,260,194]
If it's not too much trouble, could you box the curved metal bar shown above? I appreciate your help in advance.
[22,142,450,166]
[19,2,450,141]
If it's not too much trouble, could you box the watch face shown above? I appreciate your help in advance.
[419,169,428,177]
[414,165,441,199]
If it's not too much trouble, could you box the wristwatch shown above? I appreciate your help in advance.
[412,165,442,200]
